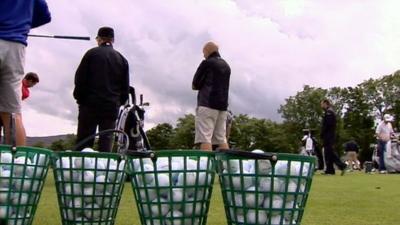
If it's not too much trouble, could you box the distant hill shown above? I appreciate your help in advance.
[26,134,71,147]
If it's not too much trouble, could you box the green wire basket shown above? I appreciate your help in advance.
[216,150,315,225]
[127,150,216,225]
[52,150,127,225]
[0,145,52,225]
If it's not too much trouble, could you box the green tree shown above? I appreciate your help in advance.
[146,123,174,150]
[32,141,46,148]
[171,114,195,149]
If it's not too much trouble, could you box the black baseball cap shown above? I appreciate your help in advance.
[97,27,114,38]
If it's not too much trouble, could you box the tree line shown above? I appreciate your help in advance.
[38,70,400,164]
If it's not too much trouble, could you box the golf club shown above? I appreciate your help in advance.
[28,34,90,41]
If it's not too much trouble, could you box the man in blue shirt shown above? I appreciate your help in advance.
[0,0,51,145]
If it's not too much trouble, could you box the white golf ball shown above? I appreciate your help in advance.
[74,157,94,169]
[7,215,24,225]
[165,210,183,225]
[83,147,97,152]
[139,164,155,185]
[150,198,169,217]
[155,158,169,171]
[287,181,298,193]
[0,206,9,218]
[183,197,203,216]
[263,195,284,210]
[270,215,287,224]
[245,186,265,208]
[0,152,12,164]
[13,177,31,191]
[231,172,254,190]
[12,193,29,205]
[145,219,163,225]
[246,209,268,224]
[0,169,11,187]
[0,188,10,203]
[139,188,157,202]
[33,154,47,166]
[259,177,283,193]
[156,174,171,187]
[199,157,209,170]
[94,175,108,192]
[95,192,112,207]
[13,157,31,177]
[83,171,95,183]
[227,159,240,173]
[274,160,289,175]
[83,203,101,220]
[83,187,95,196]
[177,172,197,187]
[185,159,198,170]
[168,188,184,202]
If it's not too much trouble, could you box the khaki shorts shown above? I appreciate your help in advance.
[195,106,227,145]
[0,39,25,113]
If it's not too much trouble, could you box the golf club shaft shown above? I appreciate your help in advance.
[28,34,90,41]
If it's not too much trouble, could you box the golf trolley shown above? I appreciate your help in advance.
[115,86,151,152]
[372,133,400,172]
[299,128,324,170]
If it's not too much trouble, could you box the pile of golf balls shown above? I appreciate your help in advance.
[130,155,213,225]
[0,151,48,224]
[55,148,126,222]
[221,149,311,225]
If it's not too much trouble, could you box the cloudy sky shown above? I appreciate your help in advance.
[23,0,400,136]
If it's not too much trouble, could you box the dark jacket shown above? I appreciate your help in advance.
[73,43,129,110]
[192,52,231,111]
[321,107,336,143]
[0,0,51,45]
[344,140,359,153]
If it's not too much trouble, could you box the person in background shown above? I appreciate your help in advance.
[192,41,231,151]
[0,0,51,146]
[22,72,40,100]
[73,27,129,152]
[0,72,40,142]
[375,114,395,174]
[320,99,347,175]
[344,138,361,171]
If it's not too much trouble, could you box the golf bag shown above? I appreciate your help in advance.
[299,129,324,170]
[373,134,400,172]
[116,86,151,151]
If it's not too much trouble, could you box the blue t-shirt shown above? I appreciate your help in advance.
[0,0,51,45]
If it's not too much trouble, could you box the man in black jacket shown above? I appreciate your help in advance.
[320,99,347,175]
[192,41,231,151]
[73,27,129,152]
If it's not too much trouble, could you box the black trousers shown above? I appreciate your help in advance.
[323,140,346,174]
[76,105,118,152]
[314,146,325,170]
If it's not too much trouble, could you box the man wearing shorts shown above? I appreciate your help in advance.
[192,41,231,151]
[0,0,51,145]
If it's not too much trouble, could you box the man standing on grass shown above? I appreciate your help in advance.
[320,99,347,175]
[73,27,129,152]
[375,114,394,174]
[0,0,51,145]
[192,41,231,151]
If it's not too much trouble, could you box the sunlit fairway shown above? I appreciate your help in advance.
[33,171,400,225]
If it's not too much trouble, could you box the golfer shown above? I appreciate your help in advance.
[192,41,231,151]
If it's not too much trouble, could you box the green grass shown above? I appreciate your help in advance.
[32,171,400,225]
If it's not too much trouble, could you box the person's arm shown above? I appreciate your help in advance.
[73,52,90,104]
[192,60,207,90]
[120,58,130,105]
[31,0,51,28]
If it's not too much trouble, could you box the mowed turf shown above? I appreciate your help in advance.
[33,171,400,225]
